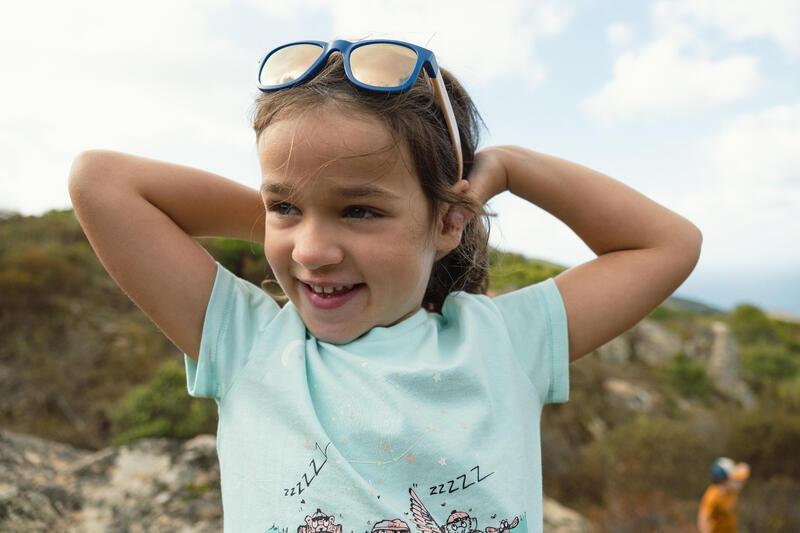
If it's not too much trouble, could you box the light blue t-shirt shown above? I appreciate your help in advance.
[185,263,569,533]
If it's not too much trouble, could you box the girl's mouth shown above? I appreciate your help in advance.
[301,282,365,310]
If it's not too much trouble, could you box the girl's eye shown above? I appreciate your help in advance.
[268,202,299,216]
[344,206,378,219]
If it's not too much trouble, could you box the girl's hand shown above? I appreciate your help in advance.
[465,146,510,206]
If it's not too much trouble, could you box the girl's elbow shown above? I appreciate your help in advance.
[68,150,121,203]
[688,222,703,262]
[676,222,703,277]
[69,150,102,192]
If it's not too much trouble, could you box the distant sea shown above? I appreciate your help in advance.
[676,269,800,317]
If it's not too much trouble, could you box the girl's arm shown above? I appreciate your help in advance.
[68,150,265,362]
[467,146,702,362]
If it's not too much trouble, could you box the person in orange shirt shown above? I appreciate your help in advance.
[698,457,751,533]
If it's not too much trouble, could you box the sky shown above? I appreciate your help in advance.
[1,0,799,315]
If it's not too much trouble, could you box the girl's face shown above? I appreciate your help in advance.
[258,108,457,344]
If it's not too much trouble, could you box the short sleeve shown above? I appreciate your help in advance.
[493,278,569,404]
[184,262,280,400]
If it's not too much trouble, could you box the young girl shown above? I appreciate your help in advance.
[68,39,701,533]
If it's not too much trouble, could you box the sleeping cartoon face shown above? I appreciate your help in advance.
[371,518,411,533]
[445,511,478,533]
[298,509,342,533]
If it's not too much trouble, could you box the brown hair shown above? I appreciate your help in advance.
[251,52,489,313]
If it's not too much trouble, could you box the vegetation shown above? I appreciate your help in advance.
[107,359,217,445]
[4,209,800,531]
[662,352,713,403]
[487,250,565,293]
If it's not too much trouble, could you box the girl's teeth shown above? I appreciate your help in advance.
[310,284,354,295]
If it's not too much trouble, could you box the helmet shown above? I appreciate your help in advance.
[710,457,750,483]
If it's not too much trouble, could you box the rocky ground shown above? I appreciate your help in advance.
[0,429,591,533]
[0,430,221,532]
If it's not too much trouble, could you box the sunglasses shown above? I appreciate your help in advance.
[257,39,463,181]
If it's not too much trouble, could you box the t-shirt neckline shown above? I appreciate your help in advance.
[312,306,430,346]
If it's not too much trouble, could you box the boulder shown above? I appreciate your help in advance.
[0,429,221,533]
[604,378,658,412]
[595,334,633,366]
[631,320,682,366]
[595,320,683,368]
[707,322,755,409]
[543,496,593,532]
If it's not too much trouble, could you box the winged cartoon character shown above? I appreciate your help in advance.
[408,488,520,533]
[409,488,481,533]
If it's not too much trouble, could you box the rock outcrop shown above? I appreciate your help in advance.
[603,378,657,412]
[631,320,683,366]
[0,429,221,533]
[543,497,593,533]
[594,318,755,409]
[0,429,591,533]
[707,321,756,409]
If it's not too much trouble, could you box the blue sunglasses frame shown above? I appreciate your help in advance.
[256,39,463,180]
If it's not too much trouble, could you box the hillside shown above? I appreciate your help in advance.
[2,209,799,532]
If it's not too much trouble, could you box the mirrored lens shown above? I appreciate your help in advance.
[260,43,324,87]
[350,43,418,88]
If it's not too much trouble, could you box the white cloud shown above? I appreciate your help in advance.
[582,39,759,123]
[676,102,800,269]
[580,0,789,124]
[703,103,800,188]
[247,0,576,86]
[658,0,800,57]
[606,23,634,48]
[0,0,256,214]
[0,0,578,215]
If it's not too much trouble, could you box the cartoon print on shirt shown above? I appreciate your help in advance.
[297,508,342,533]
[408,488,519,533]
[444,511,479,533]
[484,517,519,533]
[409,487,474,533]
[371,518,412,533]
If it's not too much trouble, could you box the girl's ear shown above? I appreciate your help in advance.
[434,206,466,261]
[434,179,470,260]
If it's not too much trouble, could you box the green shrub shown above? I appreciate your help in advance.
[729,304,779,345]
[108,359,217,445]
[773,319,800,352]
[739,477,800,533]
[0,247,83,311]
[778,376,800,411]
[488,250,565,292]
[573,415,714,501]
[662,352,712,403]
[741,343,799,384]
[726,408,800,479]
[198,237,271,286]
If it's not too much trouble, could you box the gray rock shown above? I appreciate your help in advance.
[683,327,714,361]
[0,428,221,533]
[604,378,658,412]
[707,321,755,409]
[595,334,633,366]
[543,496,593,532]
[631,320,682,366]
[595,319,684,368]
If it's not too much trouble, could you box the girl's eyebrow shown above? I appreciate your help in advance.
[260,182,400,200]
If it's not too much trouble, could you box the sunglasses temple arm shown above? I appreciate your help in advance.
[430,73,463,181]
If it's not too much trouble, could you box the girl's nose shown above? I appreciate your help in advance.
[291,221,344,270]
